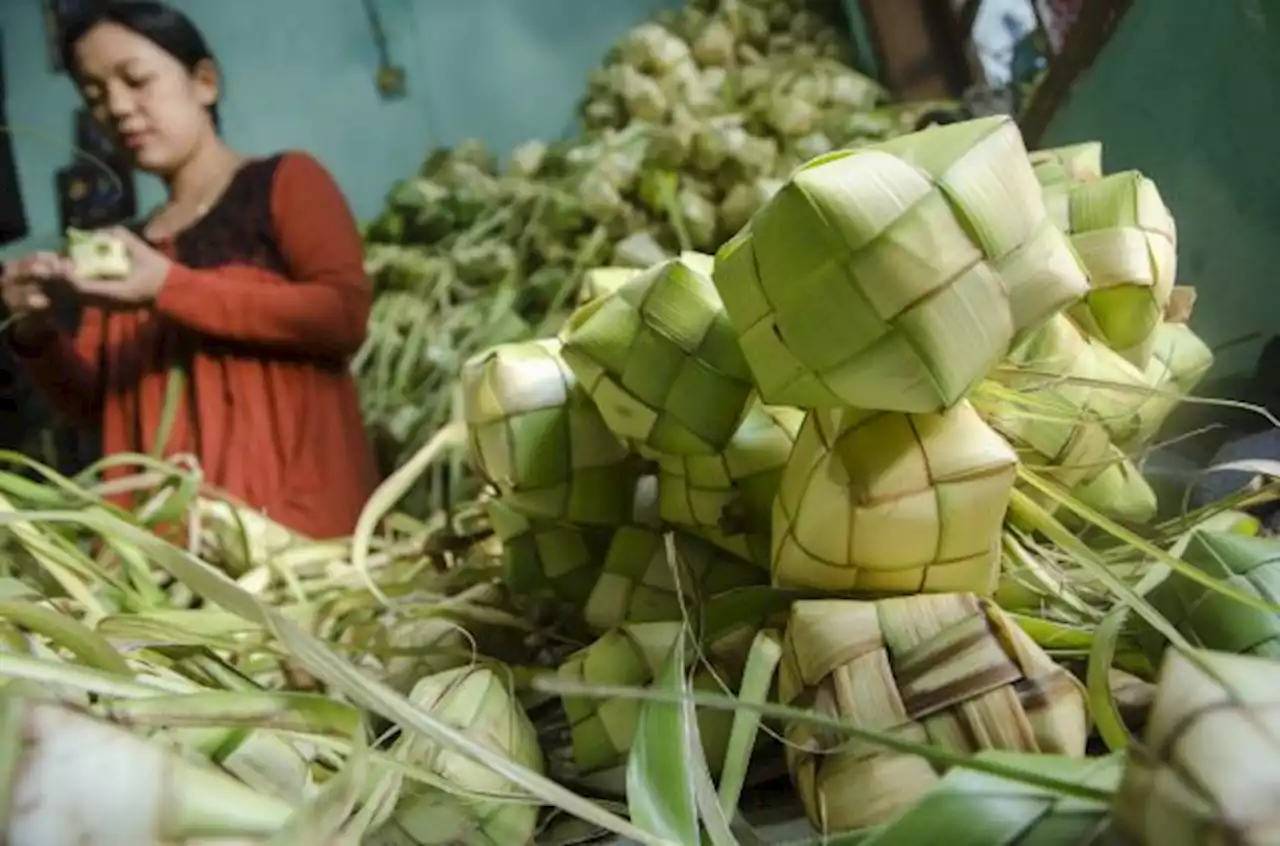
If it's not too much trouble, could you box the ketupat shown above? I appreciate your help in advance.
[1132,531,1280,661]
[555,621,735,794]
[353,585,519,694]
[1071,447,1159,524]
[194,496,307,578]
[869,117,1091,344]
[1113,648,1280,845]
[582,472,766,631]
[560,256,755,455]
[983,389,1114,495]
[655,399,802,538]
[461,338,640,525]
[772,402,1018,595]
[485,498,613,607]
[66,226,131,280]
[355,1,945,499]
[1134,320,1215,442]
[1148,320,1214,395]
[578,266,644,305]
[1029,141,1105,187]
[582,523,766,633]
[997,315,1167,526]
[712,116,1087,413]
[376,666,544,846]
[1054,171,1179,368]
[1000,312,1165,449]
[488,463,766,631]
[779,596,1089,834]
[849,751,1122,845]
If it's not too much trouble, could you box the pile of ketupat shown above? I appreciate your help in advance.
[459,113,1280,843]
[353,0,961,509]
[2,120,1280,844]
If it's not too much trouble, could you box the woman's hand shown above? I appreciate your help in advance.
[1,253,67,319]
[69,227,172,305]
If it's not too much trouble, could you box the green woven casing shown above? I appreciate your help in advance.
[1059,171,1178,368]
[484,498,612,606]
[385,666,545,846]
[1135,531,1280,662]
[561,256,755,455]
[772,401,1017,595]
[1147,321,1213,395]
[713,116,1088,412]
[1001,313,1160,449]
[1070,448,1158,524]
[1132,321,1215,444]
[582,528,766,633]
[579,266,643,305]
[461,338,638,525]
[1029,141,1104,187]
[556,622,735,793]
[982,389,1113,493]
[656,401,802,537]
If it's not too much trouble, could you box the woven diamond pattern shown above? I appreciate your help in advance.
[772,402,1017,595]
[561,257,755,455]
[713,116,1088,413]
[462,338,638,524]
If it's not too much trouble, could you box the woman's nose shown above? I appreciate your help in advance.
[103,80,136,120]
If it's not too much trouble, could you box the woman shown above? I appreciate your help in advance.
[0,2,380,538]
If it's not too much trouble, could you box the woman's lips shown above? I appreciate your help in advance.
[120,131,149,150]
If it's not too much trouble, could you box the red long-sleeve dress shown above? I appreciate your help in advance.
[11,151,380,538]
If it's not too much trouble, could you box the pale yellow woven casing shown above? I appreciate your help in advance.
[772,401,1017,595]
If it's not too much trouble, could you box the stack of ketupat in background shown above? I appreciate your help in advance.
[354,0,961,513]
[0,112,1278,844]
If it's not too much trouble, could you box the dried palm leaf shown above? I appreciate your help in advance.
[779,595,1089,833]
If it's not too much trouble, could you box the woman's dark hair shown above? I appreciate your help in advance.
[60,1,220,128]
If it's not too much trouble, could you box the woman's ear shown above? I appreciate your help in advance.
[191,58,220,109]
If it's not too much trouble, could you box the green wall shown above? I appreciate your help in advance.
[1040,0,1280,377]
[0,0,679,258]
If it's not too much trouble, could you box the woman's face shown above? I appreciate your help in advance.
[72,22,217,175]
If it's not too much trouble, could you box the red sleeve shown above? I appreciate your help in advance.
[9,309,105,427]
[153,152,372,359]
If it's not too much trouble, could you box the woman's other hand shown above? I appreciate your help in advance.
[70,227,172,305]
[1,254,67,336]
